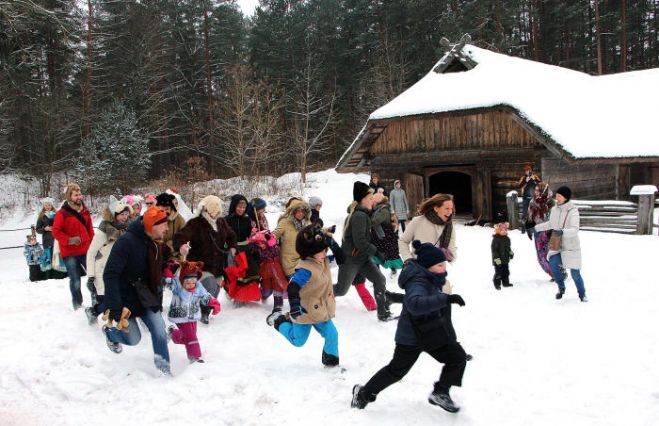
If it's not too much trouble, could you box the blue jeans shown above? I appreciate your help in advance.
[106,309,171,372]
[63,255,86,308]
[549,253,586,298]
[277,319,339,357]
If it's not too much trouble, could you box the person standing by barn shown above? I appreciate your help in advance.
[517,164,541,233]
[389,180,410,232]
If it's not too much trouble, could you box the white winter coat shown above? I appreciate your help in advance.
[86,221,126,296]
[398,215,457,263]
[534,200,582,269]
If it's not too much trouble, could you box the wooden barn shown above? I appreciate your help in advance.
[336,39,659,221]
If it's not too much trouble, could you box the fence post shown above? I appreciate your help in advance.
[506,190,519,229]
[631,185,658,235]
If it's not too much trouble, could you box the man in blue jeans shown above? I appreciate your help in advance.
[52,183,94,310]
[103,207,189,375]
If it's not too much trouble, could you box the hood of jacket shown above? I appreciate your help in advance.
[283,198,311,220]
[228,194,249,216]
[127,217,150,243]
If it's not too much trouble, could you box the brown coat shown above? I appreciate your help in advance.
[174,215,237,277]
[295,257,335,325]
[164,211,186,251]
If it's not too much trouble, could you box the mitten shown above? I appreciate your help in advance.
[553,229,563,236]
[208,298,221,315]
[447,294,466,306]
[163,260,179,279]
[68,236,81,245]
[493,258,502,265]
[509,250,514,259]
[326,225,336,234]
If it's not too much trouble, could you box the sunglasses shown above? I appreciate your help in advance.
[145,202,154,206]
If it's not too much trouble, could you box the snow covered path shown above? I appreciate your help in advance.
[1,172,658,425]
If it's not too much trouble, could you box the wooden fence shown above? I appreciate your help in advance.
[506,185,657,235]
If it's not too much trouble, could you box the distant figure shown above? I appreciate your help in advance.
[369,173,387,196]
[491,222,513,290]
[156,192,186,252]
[308,196,324,227]
[517,164,541,232]
[389,180,410,232]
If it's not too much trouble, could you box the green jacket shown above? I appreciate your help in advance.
[341,205,377,262]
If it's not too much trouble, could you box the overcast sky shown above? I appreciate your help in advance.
[237,0,259,16]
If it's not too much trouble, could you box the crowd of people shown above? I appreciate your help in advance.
[23,167,586,414]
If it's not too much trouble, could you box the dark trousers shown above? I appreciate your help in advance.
[399,220,406,233]
[362,342,466,397]
[334,258,387,314]
[493,264,510,288]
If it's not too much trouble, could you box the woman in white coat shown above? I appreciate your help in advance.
[534,186,587,302]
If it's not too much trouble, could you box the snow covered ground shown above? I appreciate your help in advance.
[1,170,659,426]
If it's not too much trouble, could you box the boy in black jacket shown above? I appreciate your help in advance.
[351,240,467,413]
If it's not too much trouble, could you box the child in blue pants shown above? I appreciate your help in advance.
[267,224,339,367]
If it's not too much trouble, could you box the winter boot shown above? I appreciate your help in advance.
[493,280,501,290]
[322,351,339,367]
[85,306,98,325]
[189,357,205,364]
[375,292,395,321]
[428,389,460,413]
[272,295,284,313]
[502,277,513,287]
[384,290,404,304]
[266,311,291,330]
[354,282,377,311]
[102,325,122,354]
[555,288,565,300]
[351,384,376,409]
[200,306,211,324]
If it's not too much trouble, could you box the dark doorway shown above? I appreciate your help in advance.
[428,171,473,214]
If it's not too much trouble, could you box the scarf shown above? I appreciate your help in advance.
[424,210,453,249]
[292,216,306,231]
[202,211,218,231]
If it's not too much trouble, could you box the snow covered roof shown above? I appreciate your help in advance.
[338,45,659,170]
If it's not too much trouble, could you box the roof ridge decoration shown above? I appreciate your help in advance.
[433,34,478,74]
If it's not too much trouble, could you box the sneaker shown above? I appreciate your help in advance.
[189,357,205,364]
[166,325,175,343]
[85,307,98,325]
[351,385,369,409]
[428,391,460,413]
[266,311,290,330]
[580,295,588,303]
[102,325,122,354]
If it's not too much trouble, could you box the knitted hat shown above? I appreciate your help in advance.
[179,260,204,280]
[251,198,267,210]
[199,195,223,218]
[109,195,130,216]
[555,186,572,201]
[353,181,373,202]
[65,183,81,201]
[142,207,168,232]
[41,197,55,206]
[412,240,446,268]
[296,224,329,260]
[308,196,322,209]
[156,193,177,211]
[144,193,157,205]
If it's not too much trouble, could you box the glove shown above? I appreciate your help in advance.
[163,260,179,279]
[552,229,563,236]
[440,247,455,262]
[208,298,221,315]
[326,225,336,234]
[68,236,81,246]
[493,258,502,265]
[509,250,514,259]
[447,294,465,307]
[526,228,534,240]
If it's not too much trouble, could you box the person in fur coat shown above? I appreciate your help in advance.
[266,224,340,367]
[174,195,237,323]
[84,197,131,324]
[165,260,220,363]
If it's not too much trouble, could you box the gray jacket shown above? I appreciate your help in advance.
[389,186,409,221]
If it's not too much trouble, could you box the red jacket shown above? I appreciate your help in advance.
[52,203,94,258]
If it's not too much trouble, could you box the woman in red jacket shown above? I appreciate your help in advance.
[52,183,94,310]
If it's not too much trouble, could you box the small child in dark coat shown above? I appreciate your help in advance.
[491,222,514,290]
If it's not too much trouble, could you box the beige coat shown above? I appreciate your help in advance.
[164,211,186,251]
[86,211,126,296]
[295,257,336,324]
[398,215,458,262]
[534,200,581,269]
[272,199,311,276]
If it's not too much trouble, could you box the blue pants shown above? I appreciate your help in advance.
[106,309,171,372]
[277,319,339,357]
[63,255,86,308]
[549,253,586,298]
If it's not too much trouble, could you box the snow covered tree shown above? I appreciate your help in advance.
[75,100,150,194]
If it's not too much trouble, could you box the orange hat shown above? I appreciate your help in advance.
[142,206,168,232]
[179,260,204,280]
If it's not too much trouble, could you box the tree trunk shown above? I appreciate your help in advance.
[595,0,603,74]
[621,0,627,71]
[203,7,214,143]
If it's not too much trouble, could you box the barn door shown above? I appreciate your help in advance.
[404,173,424,217]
